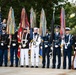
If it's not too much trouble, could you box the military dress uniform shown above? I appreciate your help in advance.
[10,31,18,67]
[20,29,30,67]
[42,33,50,68]
[52,32,61,69]
[63,28,73,69]
[31,28,41,68]
[73,35,76,51]
[0,27,9,66]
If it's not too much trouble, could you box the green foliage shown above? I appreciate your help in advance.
[0,0,76,31]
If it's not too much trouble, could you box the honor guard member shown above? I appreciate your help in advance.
[72,34,76,69]
[31,27,41,68]
[42,29,50,68]
[73,34,76,51]
[2,19,7,28]
[52,26,61,69]
[10,31,18,67]
[20,28,30,67]
[0,27,9,67]
[63,27,73,69]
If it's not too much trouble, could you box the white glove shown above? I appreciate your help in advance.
[8,45,10,48]
[45,45,48,48]
[55,45,58,48]
[19,45,21,48]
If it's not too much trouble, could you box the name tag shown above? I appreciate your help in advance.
[1,43,4,46]
[12,43,16,46]
[55,45,58,48]
[45,45,48,48]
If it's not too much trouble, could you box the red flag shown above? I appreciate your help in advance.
[60,7,65,38]
[17,24,22,58]
[20,8,30,28]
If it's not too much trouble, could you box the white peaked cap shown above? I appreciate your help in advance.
[65,27,71,31]
[34,27,38,30]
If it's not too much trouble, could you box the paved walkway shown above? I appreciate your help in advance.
[0,67,76,75]
[0,57,76,75]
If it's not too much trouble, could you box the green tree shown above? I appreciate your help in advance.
[1,0,74,29]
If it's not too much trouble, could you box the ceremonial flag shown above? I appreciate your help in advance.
[39,8,46,57]
[0,7,2,35]
[20,8,29,29]
[30,7,36,40]
[7,7,16,34]
[40,8,46,37]
[51,9,55,42]
[17,8,30,58]
[17,24,22,58]
[60,7,65,38]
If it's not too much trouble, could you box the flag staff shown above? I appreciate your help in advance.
[0,7,1,22]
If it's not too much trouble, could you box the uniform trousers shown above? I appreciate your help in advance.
[0,49,3,66]
[31,46,39,66]
[63,49,72,69]
[0,49,8,66]
[10,47,18,66]
[20,48,29,66]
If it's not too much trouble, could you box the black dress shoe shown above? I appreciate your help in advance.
[47,67,49,68]
[31,66,34,68]
[20,65,24,67]
[68,67,71,69]
[35,66,38,68]
[5,65,7,67]
[0,65,2,67]
[57,66,60,69]
[63,67,66,69]
[10,65,13,67]
[26,65,29,68]
[15,65,18,67]
[74,68,76,70]
[42,66,45,68]
[52,66,55,69]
